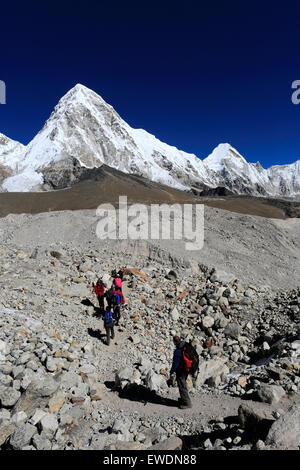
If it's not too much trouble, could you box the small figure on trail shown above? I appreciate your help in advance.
[105,287,114,310]
[93,278,105,312]
[104,306,115,346]
[167,335,199,409]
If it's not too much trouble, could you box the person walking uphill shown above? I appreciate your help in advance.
[94,279,105,312]
[167,336,196,409]
[104,306,115,346]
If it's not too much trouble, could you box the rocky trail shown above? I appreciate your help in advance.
[0,207,299,451]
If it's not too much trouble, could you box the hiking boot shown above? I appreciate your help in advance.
[179,403,192,409]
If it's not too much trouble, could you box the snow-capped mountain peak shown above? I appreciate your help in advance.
[0,84,299,196]
[203,143,247,171]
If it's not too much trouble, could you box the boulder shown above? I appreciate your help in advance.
[257,384,285,404]
[224,322,241,340]
[238,403,274,435]
[145,370,165,392]
[265,405,300,449]
[0,387,21,408]
[13,377,60,417]
[210,269,236,284]
[9,422,37,450]
[196,359,229,386]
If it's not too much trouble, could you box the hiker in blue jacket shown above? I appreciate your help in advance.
[167,335,192,409]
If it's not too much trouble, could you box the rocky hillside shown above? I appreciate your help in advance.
[0,211,299,450]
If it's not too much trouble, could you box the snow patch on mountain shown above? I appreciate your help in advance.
[0,84,299,196]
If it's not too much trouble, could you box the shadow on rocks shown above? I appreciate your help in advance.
[105,382,179,408]
[81,298,104,318]
[87,327,107,344]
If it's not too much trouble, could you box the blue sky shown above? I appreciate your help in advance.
[0,0,300,168]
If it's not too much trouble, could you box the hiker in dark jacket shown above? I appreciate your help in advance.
[167,336,192,409]
[94,279,105,312]
[104,306,115,346]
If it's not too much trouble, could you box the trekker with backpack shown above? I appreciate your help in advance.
[104,306,115,346]
[112,290,122,326]
[93,279,105,312]
[105,287,114,310]
[167,336,199,409]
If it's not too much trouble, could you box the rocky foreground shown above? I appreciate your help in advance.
[0,239,299,451]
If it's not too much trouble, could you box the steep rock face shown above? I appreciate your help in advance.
[0,85,299,196]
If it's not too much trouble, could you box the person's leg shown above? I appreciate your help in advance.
[111,325,115,339]
[99,295,104,311]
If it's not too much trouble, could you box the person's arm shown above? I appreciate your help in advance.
[170,348,181,375]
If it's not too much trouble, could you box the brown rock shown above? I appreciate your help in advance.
[176,291,187,301]
[0,421,15,446]
[48,392,65,413]
[71,397,85,404]
[238,376,247,388]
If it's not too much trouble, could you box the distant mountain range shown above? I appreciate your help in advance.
[0,84,299,196]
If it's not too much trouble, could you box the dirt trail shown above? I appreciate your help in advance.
[94,281,300,427]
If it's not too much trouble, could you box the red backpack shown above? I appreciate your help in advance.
[114,277,122,289]
[182,342,199,376]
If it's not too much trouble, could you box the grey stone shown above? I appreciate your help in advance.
[13,377,60,417]
[145,370,165,392]
[210,269,236,284]
[257,384,285,404]
[39,413,59,437]
[0,386,21,407]
[10,422,37,450]
[196,359,229,386]
[224,322,241,340]
[0,421,15,446]
[32,433,52,450]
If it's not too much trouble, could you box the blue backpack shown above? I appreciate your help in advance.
[113,293,121,306]
[105,310,113,323]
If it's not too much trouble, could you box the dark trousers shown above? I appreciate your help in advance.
[176,371,191,406]
[97,295,104,311]
[105,322,115,345]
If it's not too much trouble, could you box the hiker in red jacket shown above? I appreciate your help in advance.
[94,279,105,312]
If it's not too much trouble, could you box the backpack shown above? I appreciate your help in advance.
[112,292,121,306]
[104,310,113,323]
[182,342,199,376]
